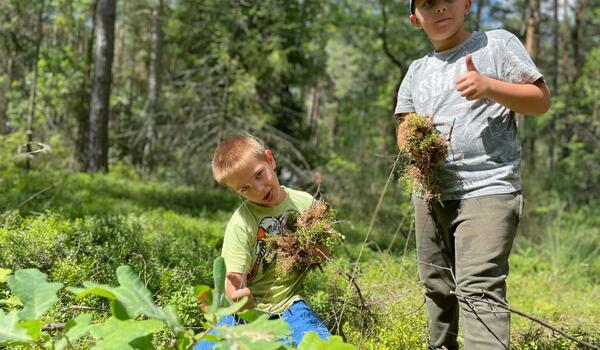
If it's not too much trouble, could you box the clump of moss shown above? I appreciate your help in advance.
[265,200,343,275]
[398,113,448,204]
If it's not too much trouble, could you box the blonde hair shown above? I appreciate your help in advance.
[211,133,267,184]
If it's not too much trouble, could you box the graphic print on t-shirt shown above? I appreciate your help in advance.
[247,210,296,283]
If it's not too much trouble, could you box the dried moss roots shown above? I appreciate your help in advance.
[398,113,448,204]
[265,200,342,275]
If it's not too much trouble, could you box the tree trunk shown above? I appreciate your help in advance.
[306,79,322,147]
[25,0,46,170]
[552,0,559,92]
[327,111,336,148]
[571,0,584,82]
[548,0,559,172]
[521,0,540,170]
[561,0,570,86]
[0,59,14,134]
[86,0,117,172]
[560,0,572,160]
[525,0,540,62]
[142,0,163,170]
[76,0,97,170]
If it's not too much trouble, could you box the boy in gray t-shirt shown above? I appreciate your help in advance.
[396,0,551,349]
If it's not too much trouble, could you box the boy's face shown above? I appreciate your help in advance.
[410,0,472,51]
[223,149,286,208]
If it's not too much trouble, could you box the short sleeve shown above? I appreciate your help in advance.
[499,36,543,84]
[221,219,253,274]
[394,63,416,116]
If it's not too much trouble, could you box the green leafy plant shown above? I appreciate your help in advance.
[0,258,356,349]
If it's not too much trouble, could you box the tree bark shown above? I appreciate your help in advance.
[0,58,14,134]
[307,79,322,147]
[561,0,570,86]
[76,0,97,170]
[25,0,46,170]
[571,0,584,82]
[377,0,407,72]
[86,0,117,172]
[559,0,572,160]
[521,0,540,169]
[548,0,559,172]
[525,0,540,62]
[327,111,336,148]
[142,0,163,170]
[552,0,559,92]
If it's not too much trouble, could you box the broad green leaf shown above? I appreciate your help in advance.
[89,317,163,350]
[212,257,226,309]
[113,266,183,333]
[69,266,184,334]
[194,284,212,310]
[176,329,195,350]
[110,299,130,320]
[8,269,63,321]
[297,332,356,350]
[212,298,248,321]
[203,298,248,325]
[17,320,43,340]
[54,313,93,350]
[212,314,290,350]
[237,309,265,323]
[0,310,32,344]
[0,268,11,283]
[67,282,117,300]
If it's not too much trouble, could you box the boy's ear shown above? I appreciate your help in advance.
[264,149,276,169]
[465,0,472,14]
[409,14,421,28]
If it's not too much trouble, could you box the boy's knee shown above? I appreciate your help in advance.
[419,266,456,295]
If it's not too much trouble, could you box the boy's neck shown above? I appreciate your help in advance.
[432,28,472,52]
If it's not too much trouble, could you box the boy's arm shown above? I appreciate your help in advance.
[456,54,551,115]
[225,272,254,310]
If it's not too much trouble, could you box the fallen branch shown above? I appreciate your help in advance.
[0,180,63,223]
[417,259,599,349]
[42,323,66,331]
[451,291,599,349]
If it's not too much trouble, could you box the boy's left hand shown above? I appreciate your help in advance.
[456,54,491,101]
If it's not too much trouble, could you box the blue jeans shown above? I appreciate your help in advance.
[194,300,330,349]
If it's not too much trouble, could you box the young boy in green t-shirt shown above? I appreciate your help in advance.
[194,133,330,349]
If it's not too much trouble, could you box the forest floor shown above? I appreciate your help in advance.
[0,168,598,349]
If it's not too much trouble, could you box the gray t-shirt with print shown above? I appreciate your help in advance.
[395,29,543,200]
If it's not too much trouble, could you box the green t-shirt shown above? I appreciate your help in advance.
[221,186,314,314]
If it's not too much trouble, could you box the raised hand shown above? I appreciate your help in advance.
[456,54,491,101]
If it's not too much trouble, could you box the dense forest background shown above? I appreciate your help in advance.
[0,0,598,349]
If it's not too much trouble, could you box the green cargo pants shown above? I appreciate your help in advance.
[413,192,522,350]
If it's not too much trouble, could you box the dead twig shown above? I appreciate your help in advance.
[42,323,66,331]
[336,153,402,333]
[454,291,599,349]
[418,260,599,349]
[0,180,63,223]
[67,305,104,312]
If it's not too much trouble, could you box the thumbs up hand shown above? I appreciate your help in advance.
[456,54,490,101]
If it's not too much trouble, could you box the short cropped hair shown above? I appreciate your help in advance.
[211,133,266,184]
